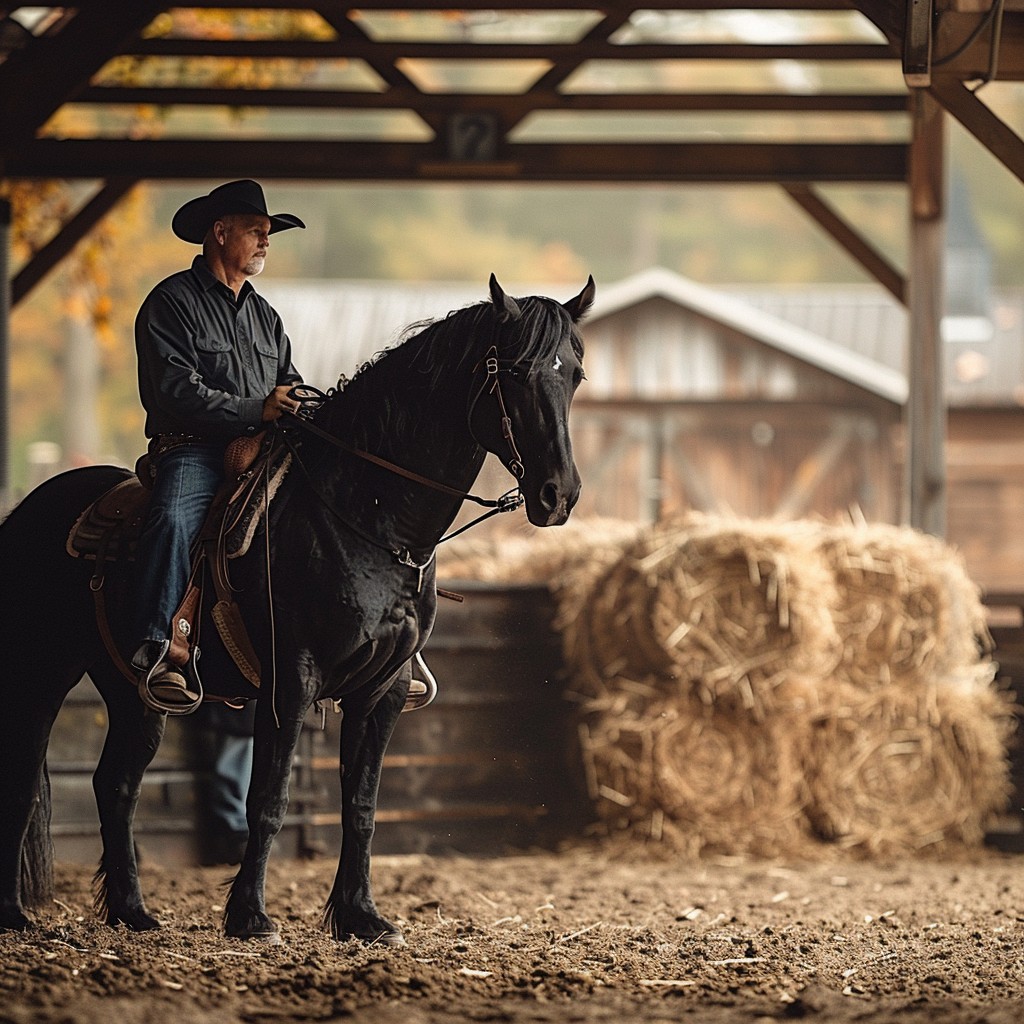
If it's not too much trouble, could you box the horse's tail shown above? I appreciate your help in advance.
[20,761,54,907]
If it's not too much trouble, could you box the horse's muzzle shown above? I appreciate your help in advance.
[531,476,581,527]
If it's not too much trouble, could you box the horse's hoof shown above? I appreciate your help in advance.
[0,905,32,932]
[367,926,406,947]
[227,927,281,944]
[225,909,280,943]
[109,908,161,932]
[334,918,405,946]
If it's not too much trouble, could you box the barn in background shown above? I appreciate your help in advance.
[262,268,1024,594]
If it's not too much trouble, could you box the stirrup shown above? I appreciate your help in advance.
[138,656,203,716]
[402,652,437,713]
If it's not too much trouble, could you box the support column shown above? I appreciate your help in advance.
[906,90,947,536]
[0,195,10,514]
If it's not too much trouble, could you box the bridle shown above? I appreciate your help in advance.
[278,344,530,565]
[467,345,527,481]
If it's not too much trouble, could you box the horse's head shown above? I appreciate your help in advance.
[470,274,595,527]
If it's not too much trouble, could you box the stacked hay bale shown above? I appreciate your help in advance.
[438,513,1015,858]
[805,522,1013,854]
[563,514,838,857]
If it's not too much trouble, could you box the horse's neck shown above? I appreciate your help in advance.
[315,354,485,552]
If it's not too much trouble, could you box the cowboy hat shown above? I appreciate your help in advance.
[171,179,305,244]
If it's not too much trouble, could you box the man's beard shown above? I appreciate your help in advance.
[244,256,266,276]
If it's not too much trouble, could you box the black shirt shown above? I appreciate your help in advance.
[135,255,301,440]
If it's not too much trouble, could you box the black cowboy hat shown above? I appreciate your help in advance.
[171,179,305,244]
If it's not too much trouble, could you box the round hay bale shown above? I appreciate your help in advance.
[817,522,990,691]
[803,674,1014,855]
[626,516,835,716]
[577,681,817,857]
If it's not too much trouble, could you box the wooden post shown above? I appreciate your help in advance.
[906,90,946,536]
[0,195,9,514]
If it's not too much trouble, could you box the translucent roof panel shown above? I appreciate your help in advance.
[612,9,887,45]
[562,60,904,95]
[142,8,335,41]
[40,105,432,142]
[93,55,385,91]
[8,7,67,35]
[397,58,551,94]
[351,9,604,43]
[511,110,909,144]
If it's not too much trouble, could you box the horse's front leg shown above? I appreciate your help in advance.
[326,669,409,945]
[223,693,307,942]
[91,665,167,930]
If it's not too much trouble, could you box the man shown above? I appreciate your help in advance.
[131,179,306,714]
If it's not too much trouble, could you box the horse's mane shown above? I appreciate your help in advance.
[321,294,583,446]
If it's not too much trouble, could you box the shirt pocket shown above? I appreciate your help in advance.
[254,336,281,385]
[193,332,234,386]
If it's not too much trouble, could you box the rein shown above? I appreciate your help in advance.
[279,348,528,566]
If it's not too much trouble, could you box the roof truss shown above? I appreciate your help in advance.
[0,1,1021,303]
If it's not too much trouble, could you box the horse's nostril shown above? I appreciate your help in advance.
[540,481,559,511]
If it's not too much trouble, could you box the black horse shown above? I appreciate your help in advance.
[0,274,594,944]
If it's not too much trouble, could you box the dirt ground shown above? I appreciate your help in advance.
[2,843,1023,1024]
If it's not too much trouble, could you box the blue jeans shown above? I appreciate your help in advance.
[210,734,253,834]
[135,442,224,644]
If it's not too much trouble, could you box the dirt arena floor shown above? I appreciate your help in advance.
[1,843,1023,1024]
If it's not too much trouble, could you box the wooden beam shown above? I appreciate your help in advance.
[11,178,137,306]
[6,138,909,184]
[783,184,906,302]
[0,2,164,158]
[74,85,911,114]
[104,1,856,9]
[129,37,895,62]
[852,1,908,46]
[527,6,634,98]
[929,75,1024,184]
[932,11,1024,79]
[905,90,946,536]
[307,2,417,92]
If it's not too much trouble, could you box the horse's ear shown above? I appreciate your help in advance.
[563,275,596,322]
[489,273,522,322]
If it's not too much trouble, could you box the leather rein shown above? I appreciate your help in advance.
[279,345,527,568]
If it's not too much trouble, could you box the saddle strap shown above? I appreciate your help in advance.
[207,536,262,687]
[91,579,137,685]
[90,522,136,684]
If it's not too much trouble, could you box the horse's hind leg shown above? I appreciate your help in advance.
[90,663,167,930]
[0,689,64,931]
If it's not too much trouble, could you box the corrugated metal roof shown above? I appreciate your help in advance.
[727,281,1024,407]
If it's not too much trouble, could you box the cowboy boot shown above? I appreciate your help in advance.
[131,639,202,715]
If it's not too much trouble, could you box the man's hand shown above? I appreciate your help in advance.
[262,384,301,422]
